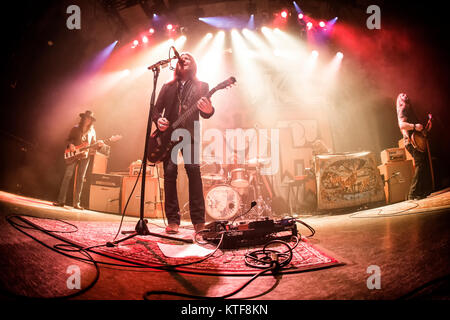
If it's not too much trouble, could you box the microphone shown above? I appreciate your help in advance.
[147,58,172,70]
[250,201,257,208]
[172,46,184,66]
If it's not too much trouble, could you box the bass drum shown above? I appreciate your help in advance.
[205,185,241,221]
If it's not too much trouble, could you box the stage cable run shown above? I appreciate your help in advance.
[4,214,311,300]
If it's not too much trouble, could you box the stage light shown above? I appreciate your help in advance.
[319,21,326,28]
[312,50,319,58]
[166,24,173,31]
[307,22,313,30]
[149,28,155,34]
[293,1,302,14]
[298,13,304,19]
[133,40,139,46]
[328,17,338,27]
[193,32,213,56]
[281,10,288,19]
[142,36,148,43]
[336,52,344,59]
[248,14,255,29]
[197,30,226,82]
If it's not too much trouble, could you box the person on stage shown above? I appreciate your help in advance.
[152,52,214,234]
[396,93,432,200]
[53,110,104,209]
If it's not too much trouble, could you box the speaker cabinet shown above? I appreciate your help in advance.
[92,152,108,174]
[315,152,385,210]
[88,174,122,214]
[378,160,414,204]
[121,176,164,218]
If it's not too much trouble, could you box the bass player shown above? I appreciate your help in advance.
[396,93,432,200]
[53,110,104,209]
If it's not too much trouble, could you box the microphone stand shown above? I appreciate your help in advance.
[110,58,193,246]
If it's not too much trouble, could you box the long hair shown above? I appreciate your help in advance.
[78,116,94,133]
[174,52,197,80]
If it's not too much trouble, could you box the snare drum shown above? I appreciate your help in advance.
[230,168,249,188]
[205,185,241,220]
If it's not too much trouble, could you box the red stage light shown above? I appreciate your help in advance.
[319,21,326,28]
[298,13,304,19]
[142,36,148,43]
[281,10,288,19]
[166,24,173,31]
[307,22,313,30]
[133,40,139,46]
[149,28,155,34]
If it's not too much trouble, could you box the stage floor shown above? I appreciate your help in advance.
[1,189,449,300]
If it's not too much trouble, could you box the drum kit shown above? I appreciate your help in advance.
[201,157,273,222]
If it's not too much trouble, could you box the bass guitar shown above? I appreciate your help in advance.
[411,113,432,153]
[64,134,122,164]
[147,76,236,163]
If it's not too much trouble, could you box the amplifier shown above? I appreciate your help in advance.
[381,148,406,164]
[91,173,122,187]
[378,160,413,203]
[121,176,164,218]
[89,174,123,214]
[129,161,159,177]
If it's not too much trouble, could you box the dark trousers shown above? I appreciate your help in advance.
[57,158,90,205]
[406,144,432,198]
[163,148,205,226]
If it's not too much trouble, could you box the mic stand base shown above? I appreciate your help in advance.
[111,218,193,246]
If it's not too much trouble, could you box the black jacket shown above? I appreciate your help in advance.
[152,78,214,139]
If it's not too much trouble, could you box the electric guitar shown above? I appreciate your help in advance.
[64,134,122,164]
[147,76,237,163]
[411,114,432,153]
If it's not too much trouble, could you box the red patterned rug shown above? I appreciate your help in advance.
[23,216,343,275]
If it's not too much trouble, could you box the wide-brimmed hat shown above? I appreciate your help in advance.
[79,110,96,122]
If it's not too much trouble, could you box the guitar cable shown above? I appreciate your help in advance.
[112,162,144,240]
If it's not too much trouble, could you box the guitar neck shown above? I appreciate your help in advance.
[79,138,111,151]
[171,89,216,130]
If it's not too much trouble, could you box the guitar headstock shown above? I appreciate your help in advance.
[110,134,123,142]
[213,76,237,91]
[428,113,433,120]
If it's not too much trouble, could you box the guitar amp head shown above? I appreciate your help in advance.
[381,148,406,164]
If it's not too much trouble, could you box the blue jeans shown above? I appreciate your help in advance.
[57,158,90,206]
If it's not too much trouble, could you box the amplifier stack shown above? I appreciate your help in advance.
[378,147,414,204]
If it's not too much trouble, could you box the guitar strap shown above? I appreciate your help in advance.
[177,79,199,124]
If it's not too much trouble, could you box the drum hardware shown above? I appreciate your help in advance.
[205,184,242,220]
[230,168,249,188]
[200,153,274,221]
